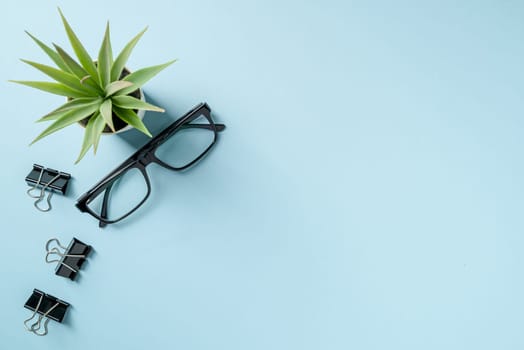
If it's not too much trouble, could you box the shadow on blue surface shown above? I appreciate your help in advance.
[116,94,179,150]
[109,95,228,231]
[71,247,97,285]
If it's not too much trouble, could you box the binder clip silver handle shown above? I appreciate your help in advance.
[26,167,45,199]
[45,238,86,273]
[32,173,61,212]
[23,293,59,336]
[34,189,54,212]
[25,164,71,212]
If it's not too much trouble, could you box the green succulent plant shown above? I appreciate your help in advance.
[10,8,175,163]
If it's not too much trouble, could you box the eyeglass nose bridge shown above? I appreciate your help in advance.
[138,154,153,167]
[135,145,158,166]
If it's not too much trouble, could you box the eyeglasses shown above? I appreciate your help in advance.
[75,102,225,227]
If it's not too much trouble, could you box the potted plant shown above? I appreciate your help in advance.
[10,8,175,163]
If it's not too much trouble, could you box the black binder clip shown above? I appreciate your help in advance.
[23,289,70,336]
[25,164,71,212]
[45,238,91,281]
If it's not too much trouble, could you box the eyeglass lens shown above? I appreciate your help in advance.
[86,168,149,222]
[155,114,215,168]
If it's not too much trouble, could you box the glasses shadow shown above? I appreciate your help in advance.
[105,97,227,231]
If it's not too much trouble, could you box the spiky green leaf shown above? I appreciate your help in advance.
[54,44,103,94]
[111,27,147,81]
[25,31,71,73]
[92,112,107,154]
[9,80,91,98]
[112,95,164,112]
[36,108,72,123]
[105,80,134,96]
[98,22,112,87]
[58,8,100,86]
[75,113,102,164]
[99,99,115,132]
[37,97,102,122]
[30,102,101,145]
[113,106,152,137]
[118,60,176,95]
[20,59,98,95]
[53,44,86,78]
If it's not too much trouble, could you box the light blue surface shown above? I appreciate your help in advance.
[0,0,523,348]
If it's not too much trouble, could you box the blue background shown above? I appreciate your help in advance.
[1,1,523,348]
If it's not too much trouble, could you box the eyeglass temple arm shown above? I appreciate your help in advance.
[181,123,226,132]
[98,182,115,228]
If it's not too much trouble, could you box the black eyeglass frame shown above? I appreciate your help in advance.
[75,102,225,226]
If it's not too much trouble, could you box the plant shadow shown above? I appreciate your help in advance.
[116,94,179,149]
